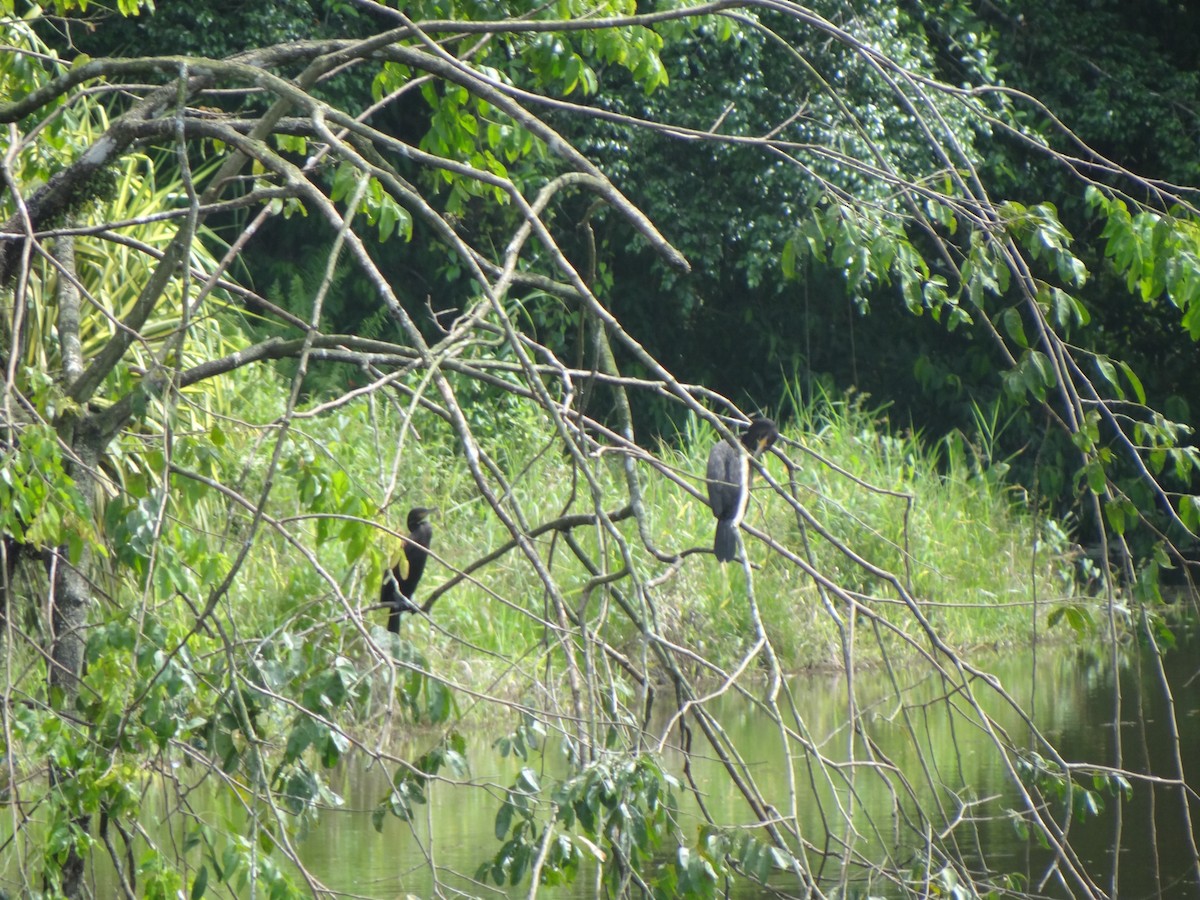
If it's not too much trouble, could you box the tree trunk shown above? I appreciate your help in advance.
[45,230,100,899]
[46,425,100,899]
[48,437,95,699]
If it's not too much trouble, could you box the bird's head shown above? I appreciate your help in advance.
[743,417,779,455]
[407,507,436,530]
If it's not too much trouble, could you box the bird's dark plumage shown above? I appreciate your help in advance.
[706,418,778,562]
[381,507,434,632]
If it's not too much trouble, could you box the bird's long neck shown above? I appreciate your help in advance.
[399,522,432,595]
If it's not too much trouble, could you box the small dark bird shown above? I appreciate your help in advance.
[381,507,434,632]
[706,418,778,563]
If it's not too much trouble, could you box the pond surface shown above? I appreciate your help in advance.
[115,633,1200,897]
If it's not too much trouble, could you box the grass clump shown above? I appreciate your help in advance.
[646,392,1080,671]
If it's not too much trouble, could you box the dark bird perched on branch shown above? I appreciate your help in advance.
[706,418,778,563]
[381,507,434,632]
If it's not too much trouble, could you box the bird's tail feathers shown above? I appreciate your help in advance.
[714,519,738,563]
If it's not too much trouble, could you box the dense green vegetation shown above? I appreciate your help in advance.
[3,0,1200,897]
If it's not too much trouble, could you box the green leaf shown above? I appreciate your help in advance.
[1001,307,1028,348]
[425,677,452,723]
[1029,350,1056,389]
[495,798,514,840]
[442,748,468,778]
[516,767,540,794]
[1104,499,1126,535]
[389,788,413,822]
[780,237,796,280]
[329,161,359,204]
[320,727,349,768]
[190,864,208,900]
[284,717,317,763]
[1046,604,1094,635]
[1118,361,1146,405]
[1179,495,1200,533]
[509,841,530,885]
[1095,356,1122,399]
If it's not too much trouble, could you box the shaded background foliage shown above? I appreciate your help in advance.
[51,0,1200,387]
[67,3,1196,399]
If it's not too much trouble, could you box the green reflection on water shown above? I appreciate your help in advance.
[64,637,1200,897]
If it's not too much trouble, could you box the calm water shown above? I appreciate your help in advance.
[95,634,1200,897]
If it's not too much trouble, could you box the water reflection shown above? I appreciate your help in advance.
[81,635,1200,897]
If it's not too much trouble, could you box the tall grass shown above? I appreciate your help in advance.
[641,392,1078,671]
[213,381,1079,685]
